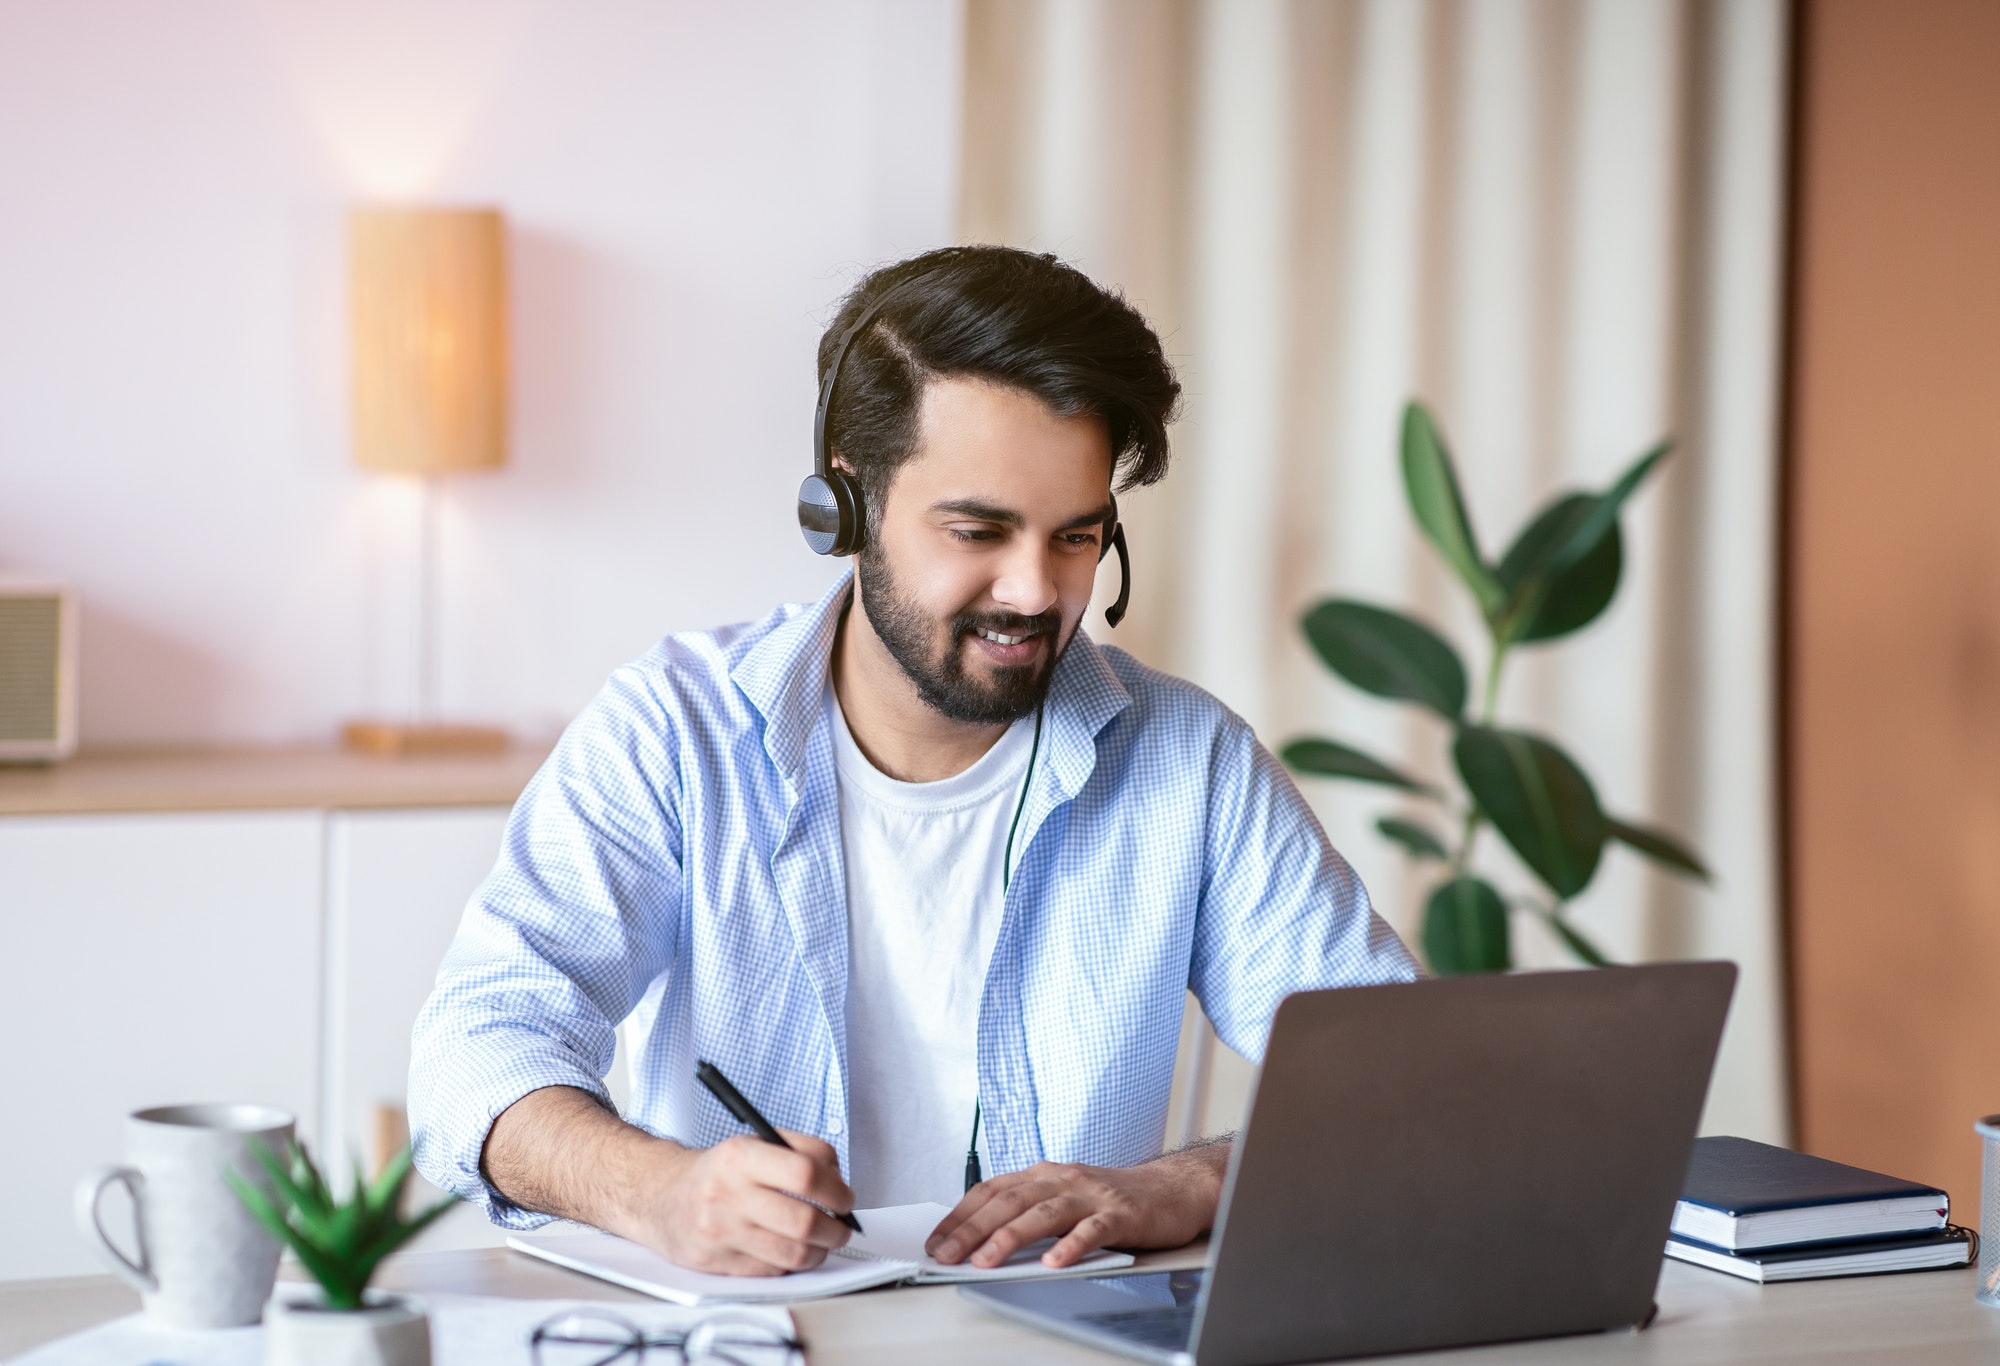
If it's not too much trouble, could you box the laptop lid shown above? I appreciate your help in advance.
[1184,961,1735,1365]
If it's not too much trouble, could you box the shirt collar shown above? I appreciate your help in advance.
[731,570,1133,791]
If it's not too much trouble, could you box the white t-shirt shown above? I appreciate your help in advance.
[828,686,1035,1208]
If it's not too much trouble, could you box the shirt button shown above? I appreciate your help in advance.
[828,1117,845,1136]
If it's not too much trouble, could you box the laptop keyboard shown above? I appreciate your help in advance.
[1080,1305,1197,1350]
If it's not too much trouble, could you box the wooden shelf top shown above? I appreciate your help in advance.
[0,743,553,817]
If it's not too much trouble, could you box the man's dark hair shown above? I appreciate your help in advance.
[818,246,1181,523]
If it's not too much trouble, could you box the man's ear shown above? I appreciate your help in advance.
[831,452,856,477]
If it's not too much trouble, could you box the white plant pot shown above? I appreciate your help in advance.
[264,1291,431,1366]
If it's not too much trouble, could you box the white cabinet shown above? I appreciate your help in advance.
[0,802,520,1280]
[0,812,326,1281]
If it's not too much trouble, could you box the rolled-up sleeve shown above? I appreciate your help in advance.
[409,667,683,1227]
[1188,719,1422,1063]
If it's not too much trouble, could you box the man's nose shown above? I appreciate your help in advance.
[990,542,1059,618]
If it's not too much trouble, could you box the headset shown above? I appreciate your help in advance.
[796,274,1133,628]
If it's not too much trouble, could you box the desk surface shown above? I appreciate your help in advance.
[5,1245,1997,1365]
[0,744,550,816]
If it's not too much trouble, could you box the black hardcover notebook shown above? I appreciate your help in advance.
[1665,1228,1974,1283]
[1673,1137,1948,1251]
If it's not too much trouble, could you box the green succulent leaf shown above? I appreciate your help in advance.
[374,1193,458,1261]
[223,1138,456,1310]
[1605,815,1711,882]
[1494,494,1624,642]
[1401,402,1505,615]
[1453,725,1606,898]
[1281,737,1438,795]
[364,1146,414,1218]
[1538,909,1614,967]
[225,1167,294,1250]
[1301,599,1468,717]
[1422,876,1512,974]
[1376,816,1451,861]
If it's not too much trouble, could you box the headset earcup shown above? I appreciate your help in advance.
[796,472,865,556]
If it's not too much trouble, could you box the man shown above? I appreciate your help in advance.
[410,246,1419,1278]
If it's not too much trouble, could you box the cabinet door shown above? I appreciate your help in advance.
[0,812,323,1281]
[326,807,515,1249]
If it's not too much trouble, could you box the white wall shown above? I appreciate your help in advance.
[0,0,963,745]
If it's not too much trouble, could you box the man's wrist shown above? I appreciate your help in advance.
[1148,1135,1233,1228]
[590,1120,693,1237]
[483,1085,693,1235]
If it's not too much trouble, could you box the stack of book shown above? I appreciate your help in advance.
[1665,1136,1974,1283]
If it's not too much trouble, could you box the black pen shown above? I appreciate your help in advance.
[695,1058,864,1233]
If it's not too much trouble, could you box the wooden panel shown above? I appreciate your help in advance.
[0,744,547,817]
[0,812,323,1280]
[1787,0,2000,1219]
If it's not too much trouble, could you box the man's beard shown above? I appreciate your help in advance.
[855,545,1066,725]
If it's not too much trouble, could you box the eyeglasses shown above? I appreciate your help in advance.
[529,1309,804,1366]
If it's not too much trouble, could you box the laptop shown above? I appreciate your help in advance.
[961,961,1735,1365]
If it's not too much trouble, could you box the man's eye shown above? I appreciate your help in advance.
[948,527,1001,543]
[1061,533,1099,549]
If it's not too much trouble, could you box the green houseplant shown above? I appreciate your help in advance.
[1282,400,1710,974]
[230,1139,455,1365]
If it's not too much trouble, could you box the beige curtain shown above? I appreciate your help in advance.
[960,0,1790,1144]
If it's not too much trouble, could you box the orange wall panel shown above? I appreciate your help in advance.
[1788,0,2000,1219]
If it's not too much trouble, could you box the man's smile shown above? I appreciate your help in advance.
[966,624,1045,667]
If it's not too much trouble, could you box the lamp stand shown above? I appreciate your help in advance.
[342,475,509,757]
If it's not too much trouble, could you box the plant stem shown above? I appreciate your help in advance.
[1480,640,1508,724]
[1450,640,1511,874]
[1449,803,1480,876]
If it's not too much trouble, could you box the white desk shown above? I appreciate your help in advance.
[6,1245,1998,1365]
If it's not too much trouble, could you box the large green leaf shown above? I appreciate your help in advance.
[1494,494,1624,643]
[1606,815,1711,882]
[1490,442,1668,642]
[1377,816,1450,861]
[1545,439,1670,570]
[1453,726,1606,898]
[1423,876,1512,974]
[1281,737,1438,795]
[1400,402,1504,615]
[1301,599,1467,718]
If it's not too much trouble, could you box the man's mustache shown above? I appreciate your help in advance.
[952,608,1062,640]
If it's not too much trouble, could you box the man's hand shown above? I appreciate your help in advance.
[634,1129,856,1275]
[483,1086,856,1277]
[924,1139,1231,1270]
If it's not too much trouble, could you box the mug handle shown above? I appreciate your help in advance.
[74,1166,158,1293]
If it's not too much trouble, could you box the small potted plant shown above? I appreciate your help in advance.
[228,1138,456,1366]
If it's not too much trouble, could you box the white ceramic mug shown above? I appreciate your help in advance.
[74,1103,296,1328]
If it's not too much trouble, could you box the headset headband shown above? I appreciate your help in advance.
[799,257,1131,627]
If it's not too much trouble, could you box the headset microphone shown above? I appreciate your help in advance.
[798,278,1133,628]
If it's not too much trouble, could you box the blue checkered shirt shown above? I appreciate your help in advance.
[410,574,1420,1227]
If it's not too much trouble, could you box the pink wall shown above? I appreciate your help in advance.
[0,0,961,745]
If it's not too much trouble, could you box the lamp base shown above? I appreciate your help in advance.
[341,720,511,757]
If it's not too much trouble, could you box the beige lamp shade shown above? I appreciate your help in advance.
[350,207,508,473]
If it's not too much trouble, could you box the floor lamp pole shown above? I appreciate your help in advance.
[414,473,439,728]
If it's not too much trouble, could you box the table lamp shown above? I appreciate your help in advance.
[341,206,510,756]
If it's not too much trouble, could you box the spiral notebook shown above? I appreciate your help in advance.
[508,1201,1136,1306]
